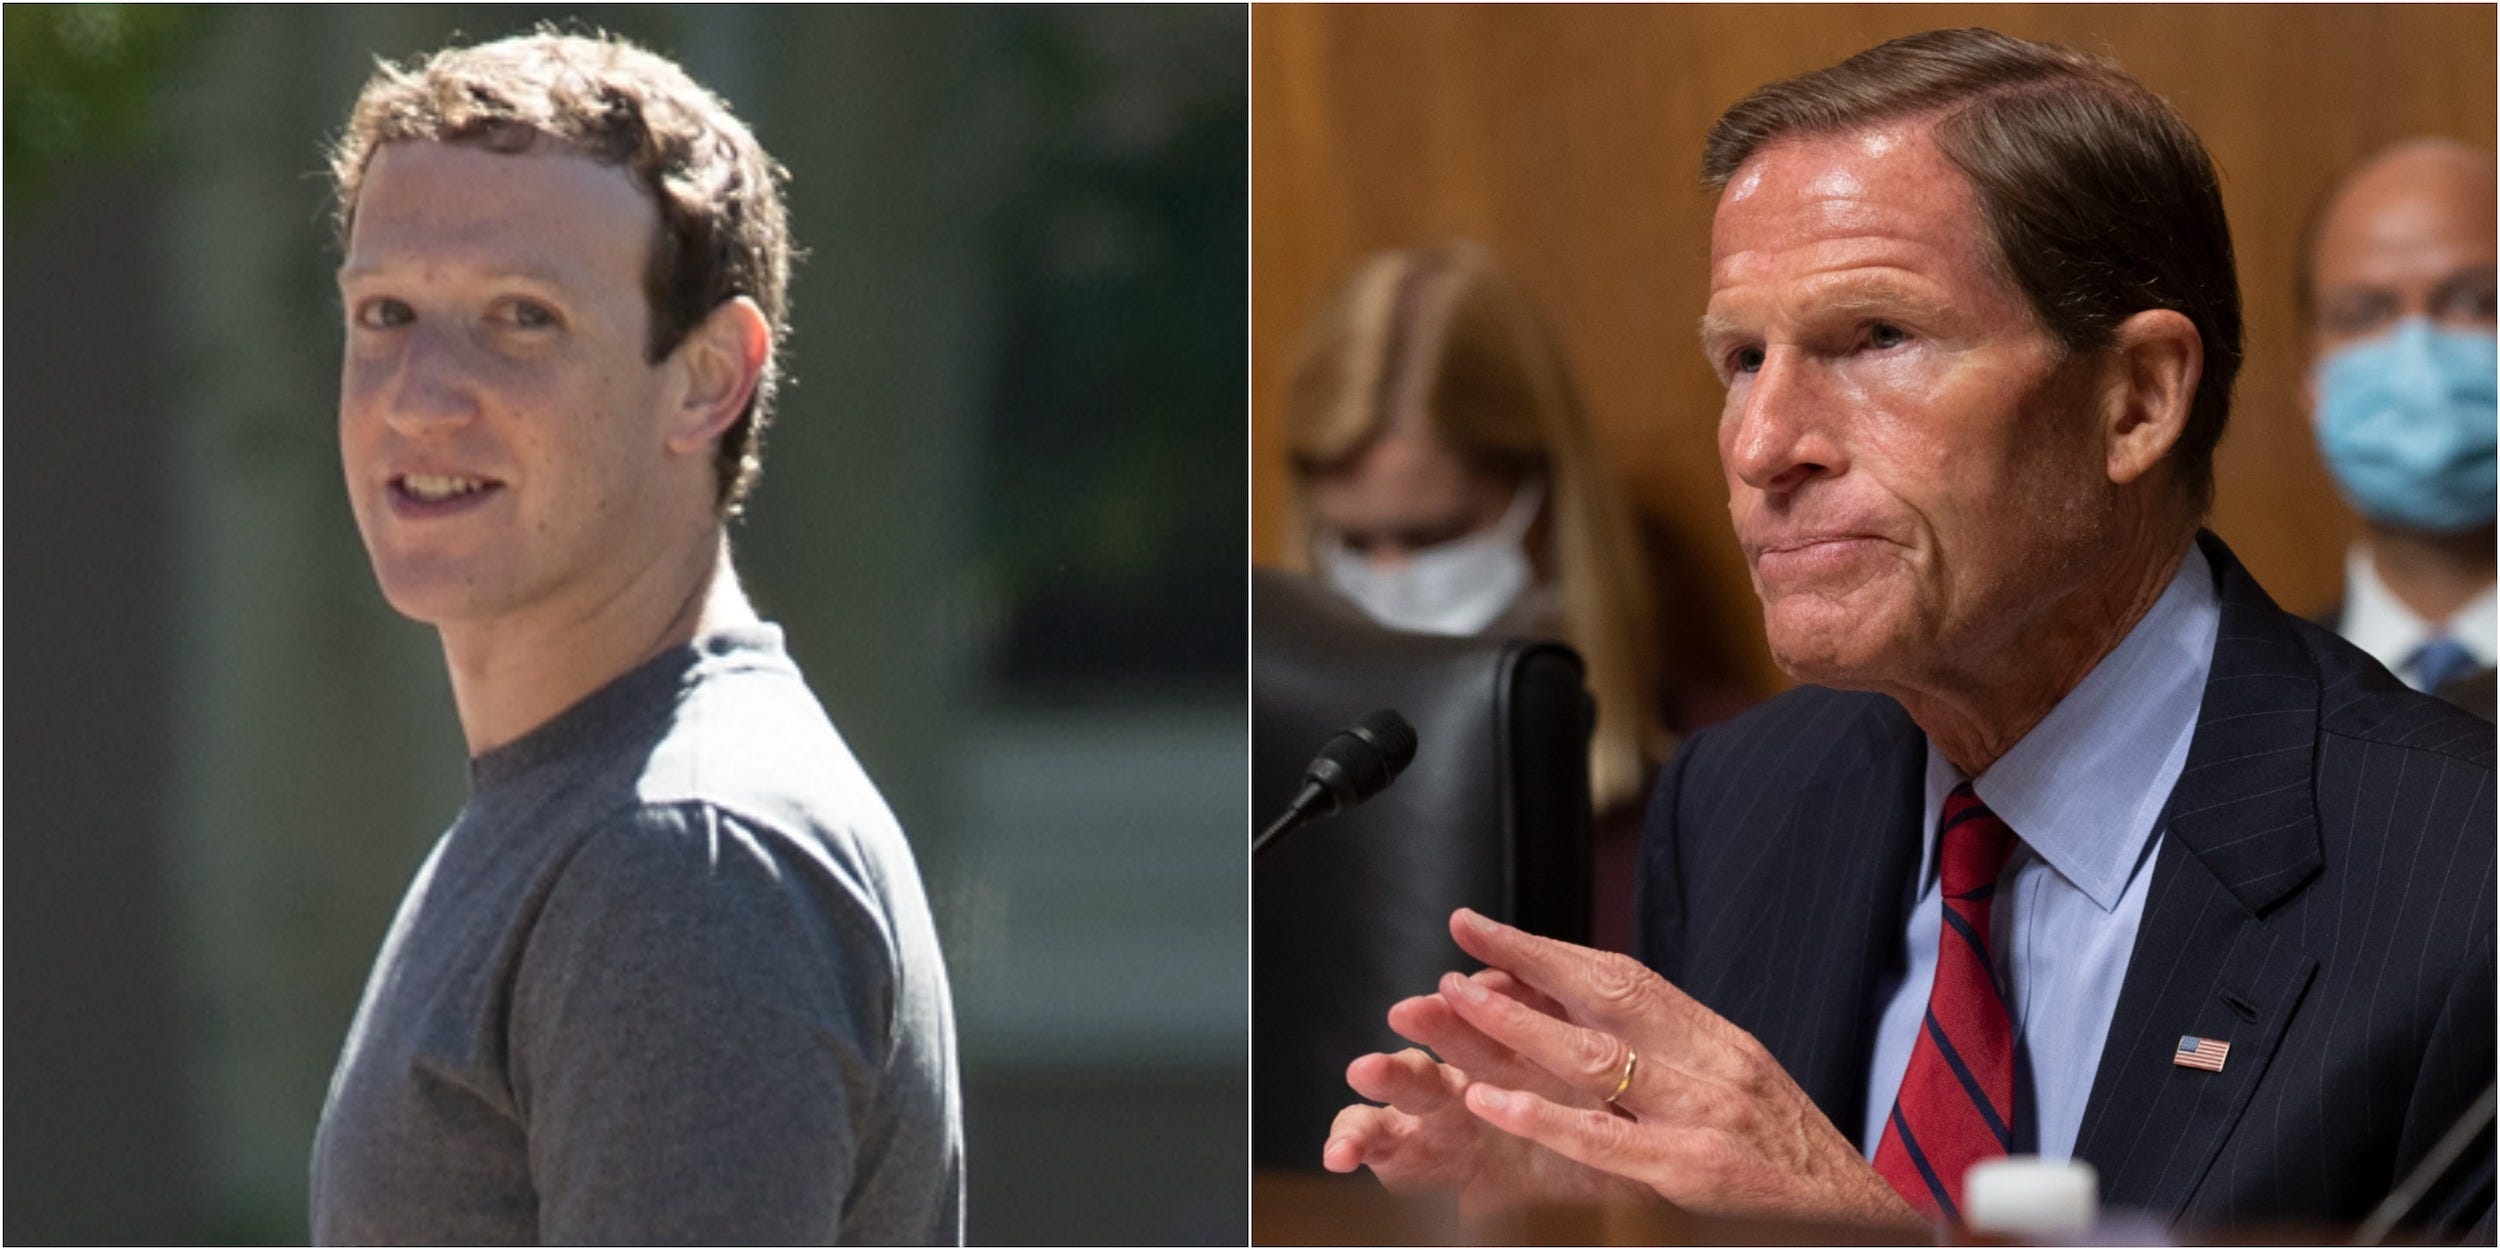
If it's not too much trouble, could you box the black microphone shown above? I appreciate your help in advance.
[1252,710,1418,861]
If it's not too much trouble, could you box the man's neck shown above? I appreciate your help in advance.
[439,534,759,758]
[2363,522,2496,626]
[1896,523,2197,778]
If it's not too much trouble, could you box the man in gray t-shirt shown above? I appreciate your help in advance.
[310,31,962,1244]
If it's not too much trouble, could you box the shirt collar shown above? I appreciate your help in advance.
[1920,541,2221,912]
[2341,543,2498,673]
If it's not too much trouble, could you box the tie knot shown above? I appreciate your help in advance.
[2407,635,2478,693]
[1939,783,2013,899]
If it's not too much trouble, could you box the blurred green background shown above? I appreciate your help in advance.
[4,4,1246,1243]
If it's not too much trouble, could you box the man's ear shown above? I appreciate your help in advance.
[2100,308,2203,488]
[665,296,771,455]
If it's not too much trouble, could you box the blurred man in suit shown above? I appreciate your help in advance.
[1326,29,2492,1237]
[309,31,962,1243]
[2300,139,2498,720]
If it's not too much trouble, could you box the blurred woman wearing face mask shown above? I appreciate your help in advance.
[1277,243,1729,856]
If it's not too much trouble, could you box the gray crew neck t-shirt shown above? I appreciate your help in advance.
[311,627,963,1245]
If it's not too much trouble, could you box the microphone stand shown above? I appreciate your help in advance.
[1251,781,1328,861]
[1253,711,1416,863]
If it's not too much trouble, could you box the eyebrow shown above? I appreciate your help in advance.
[1799,277,1958,326]
[1697,276,1960,347]
[2434,265,2499,298]
[334,257,583,292]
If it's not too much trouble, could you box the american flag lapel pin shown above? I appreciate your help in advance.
[2173,1034,2231,1072]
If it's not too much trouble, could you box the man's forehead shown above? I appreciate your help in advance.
[1718,123,1931,208]
[1708,123,1973,261]
[359,137,651,210]
[2315,151,2499,281]
[343,140,657,282]
[1706,129,1986,294]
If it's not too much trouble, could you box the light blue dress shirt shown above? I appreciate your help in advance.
[1859,541,2221,1164]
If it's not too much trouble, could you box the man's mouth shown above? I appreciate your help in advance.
[1749,533,1891,586]
[394,473,497,503]
[1756,534,1874,557]
[388,473,505,514]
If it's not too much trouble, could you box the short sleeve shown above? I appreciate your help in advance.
[509,801,900,1245]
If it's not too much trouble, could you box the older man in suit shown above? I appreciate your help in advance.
[1323,29,2493,1237]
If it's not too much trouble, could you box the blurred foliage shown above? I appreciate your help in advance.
[983,9,1247,695]
[5,4,210,214]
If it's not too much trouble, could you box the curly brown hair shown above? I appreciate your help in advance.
[329,28,794,514]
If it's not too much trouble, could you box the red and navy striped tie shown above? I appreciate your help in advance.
[1873,782,2017,1224]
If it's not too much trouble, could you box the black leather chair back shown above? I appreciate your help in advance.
[1251,568,1595,1169]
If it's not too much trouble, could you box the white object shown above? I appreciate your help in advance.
[1964,1156,2100,1239]
[1318,480,1543,636]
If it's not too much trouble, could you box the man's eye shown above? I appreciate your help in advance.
[1867,323,1906,350]
[503,299,560,329]
[2436,283,2497,326]
[354,298,414,329]
[1732,346,1766,375]
[2322,291,2396,338]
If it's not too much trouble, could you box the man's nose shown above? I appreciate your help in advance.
[1723,350,1838,495]
[378,328,483,434]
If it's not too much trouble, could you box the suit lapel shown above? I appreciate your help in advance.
[2073,533,2324,1220]
[1754,702,1927,1144]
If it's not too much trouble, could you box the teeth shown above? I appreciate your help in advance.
[402,473,489,502]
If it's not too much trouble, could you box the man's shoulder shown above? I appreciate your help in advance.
[1646,684,1919,856]
[2225,604,2493,959]
[2289,609,2496,770]
[513,791,932,1057]
[2197,534,2486,766]
[629,654,916,874]
[1673,683,1915,785]
[562,797,892,916]
[530,649,939,979]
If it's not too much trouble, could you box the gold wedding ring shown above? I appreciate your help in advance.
[1604,1047,1639,1105]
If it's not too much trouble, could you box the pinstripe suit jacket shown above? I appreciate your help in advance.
[1636,532,2495,1233]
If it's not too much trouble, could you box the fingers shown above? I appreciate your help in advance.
[1472,967,1568,1018]
[1440,969,1644,1109]
[1324,1102,1398,1173]
[1448,907,1706,1041]
[1389,994,1515,1074]
[1393,986,1583,1102]
[1384,992,1462,1047]
[1462,1082,1653,1182]
[1346,1047,1463,1117]
[1330,1059,1453,1176]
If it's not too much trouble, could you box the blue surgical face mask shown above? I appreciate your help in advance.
[2312,318,2498,533]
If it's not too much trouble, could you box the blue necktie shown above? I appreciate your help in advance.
[2406,635,2478,694]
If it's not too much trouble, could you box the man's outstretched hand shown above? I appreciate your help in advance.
[1321,965,1648,1216]
[1325,908,1926,1232]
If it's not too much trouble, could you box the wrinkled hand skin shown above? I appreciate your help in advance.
[1326,908,1928,1234]
[1321,971,1650,1217]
